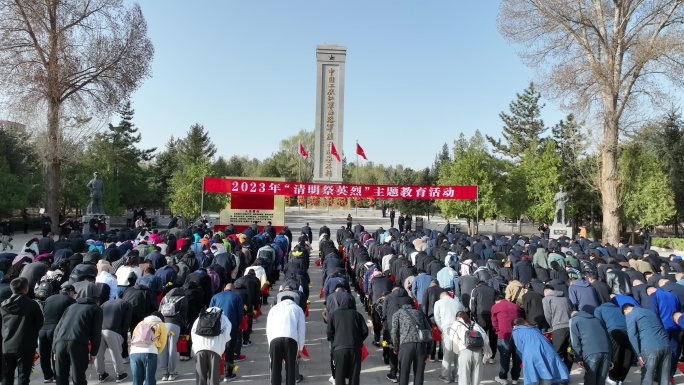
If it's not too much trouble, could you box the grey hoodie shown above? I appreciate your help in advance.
[542,290,571,331]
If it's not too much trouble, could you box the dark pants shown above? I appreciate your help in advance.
[609,329,634,381]
[269,337,298,385]
[552,327,572,372]
[475,313,497,359]
[233,329,244,359]
[640,346,671,385]
[667,329,681,376]
[383,330,399,376]
[371,308,382,343]
[2,352,33,385]
[54,341,89,385]
[583,352,610,385]
[333,348,362,385]
[22,224,28,234]
[223,330,238,376]
[497,338,521,381]
[42,227,50,238]
[398,342,426,385]
[39,328,56,380]
[390,218,395,227]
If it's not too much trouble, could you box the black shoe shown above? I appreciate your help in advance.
[223,373,237,382]
[43,377,55,383]
[372,340,381,347]
[386,373,398,383]
[115,373,128,383]
[296,375,304,383]
[98,373,110,382]
[242,339,252,347]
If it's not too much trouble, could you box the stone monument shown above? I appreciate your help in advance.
[86,171,105,215]
[550,185,573,239]
[312,44,346,183]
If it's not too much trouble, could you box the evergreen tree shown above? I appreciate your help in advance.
[0,123,42,215]
[486,83,547,160]
[177,124,217,164]
[653,111,684,234]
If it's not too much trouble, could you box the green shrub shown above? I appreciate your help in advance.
[652,237,684,250]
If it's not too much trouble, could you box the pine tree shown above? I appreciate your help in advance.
[177,124,217,164]
[486,83,547,160]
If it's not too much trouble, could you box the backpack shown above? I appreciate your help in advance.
[35,281,54,301]
[404,308,432,343]
[131,322,158,347]
[195,308,223,337]
[460,321,484,349]
[160,295,185,317]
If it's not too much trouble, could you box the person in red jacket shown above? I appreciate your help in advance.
[491,293,523,385]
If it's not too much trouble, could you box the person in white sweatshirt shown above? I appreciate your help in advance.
[191,307,231,385]
[266,297,306,385]
[449,312,492,385]
[434,291,465,383]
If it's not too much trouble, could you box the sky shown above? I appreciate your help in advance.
[127,1,568,170]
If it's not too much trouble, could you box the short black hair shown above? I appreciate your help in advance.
[621,303,635,313]
[494,293,505,301]
[10,277,28,294]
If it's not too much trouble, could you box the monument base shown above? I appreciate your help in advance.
[550,225,573,239]
[82,214,110,232]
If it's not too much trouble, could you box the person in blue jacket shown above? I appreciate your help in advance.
[569,310,612,385]
[622,303,671,385]
[594,301,634,384]
[209,283,244,381]
[646,286,680,379]
[411,270,432,306]
[511,318,569,385]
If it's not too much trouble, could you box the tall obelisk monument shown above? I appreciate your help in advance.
[313,44,346,183]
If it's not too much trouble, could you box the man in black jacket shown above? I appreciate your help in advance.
[470,280,498,362]
[302,223,313,246]
[53,283,103,385]
[327,303,369,385]
[383,287,414,382]
[39,283,76,382]
[38,232,56,255]
[0,277,43,385]
[94,297,132,382]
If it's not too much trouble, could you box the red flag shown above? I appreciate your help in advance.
[301,346,310,361]
[299,142,308,159]
[361,344,369,362]
[330,141,341,162]
[356,143,367,160]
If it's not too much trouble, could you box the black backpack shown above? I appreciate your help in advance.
[195,308,222,337]
[460,321,484,349]
[35,281,54,301]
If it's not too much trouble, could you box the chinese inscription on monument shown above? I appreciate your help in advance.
[313,44,345,183]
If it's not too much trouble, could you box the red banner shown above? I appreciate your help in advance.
[203,178,477,200]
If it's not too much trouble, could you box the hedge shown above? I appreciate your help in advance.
[652,237,684,251]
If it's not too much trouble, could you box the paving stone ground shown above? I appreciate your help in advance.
[10,210,669,384]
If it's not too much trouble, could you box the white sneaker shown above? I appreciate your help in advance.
[488,358,495,364]
[605,378,617,385]
[494,377,508,385]
[329,376,334,383]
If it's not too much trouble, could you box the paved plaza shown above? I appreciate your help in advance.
[8,209,671,384]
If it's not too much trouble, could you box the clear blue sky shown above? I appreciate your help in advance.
[128,1,567,170]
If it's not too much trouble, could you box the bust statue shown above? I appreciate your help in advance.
[553,185,569,225]
[86,172,105,215]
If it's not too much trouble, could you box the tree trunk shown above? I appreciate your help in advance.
[47,98,61,235]
[601,117,621,245]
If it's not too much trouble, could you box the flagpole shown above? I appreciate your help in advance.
[200,177,205,219]
[298,142,301,213]
[355,140,359,217]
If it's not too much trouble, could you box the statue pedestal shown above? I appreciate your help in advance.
[549,225,573,239]
[83,214,110,232]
